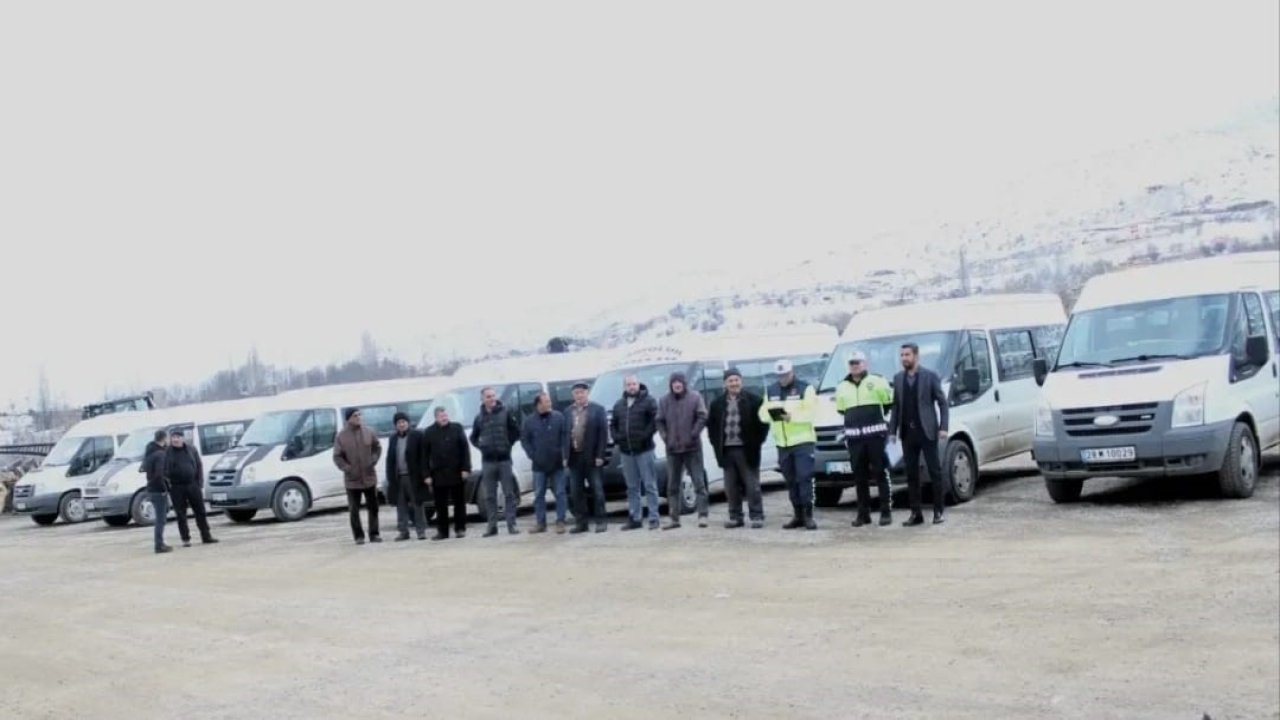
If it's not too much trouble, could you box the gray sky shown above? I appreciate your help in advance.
[1,0,1277,408]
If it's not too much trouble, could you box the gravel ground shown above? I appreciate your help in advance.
[1,455,1277,720]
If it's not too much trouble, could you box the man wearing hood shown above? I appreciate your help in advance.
[835,351,895,527]
[470,386,522,537]
[656,371,709,529]
[610,374,660,530]
[386,412,428,541]
[334,408,383,545]
[143,430,172,554]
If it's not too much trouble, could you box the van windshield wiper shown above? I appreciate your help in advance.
[1054,361,1112,370]
[1107,353,1194,365]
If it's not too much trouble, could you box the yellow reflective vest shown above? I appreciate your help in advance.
[758,379,818,447]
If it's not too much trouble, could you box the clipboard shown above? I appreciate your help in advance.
[767,407,787,421]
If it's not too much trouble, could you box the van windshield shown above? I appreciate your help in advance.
[1056,294,1231,368]
[592,363,698,406]
[818,332,955,393]
[115,427,162,461]
[239,411,307,447]
[43,436,89,467]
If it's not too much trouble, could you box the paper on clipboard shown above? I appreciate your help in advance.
[885,438,903,467]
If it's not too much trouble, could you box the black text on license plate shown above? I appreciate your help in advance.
[1081,446,1136,463]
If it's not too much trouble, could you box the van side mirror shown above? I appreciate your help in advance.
[1244,335,1269,367]
[961,368,981,395]
[1033,358,1049,387]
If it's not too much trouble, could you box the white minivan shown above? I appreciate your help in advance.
[207,377,448,522]
[1032,252,1280,502]
[11,412,164,525]
[79,396,283,527]
[811,294,1068,507]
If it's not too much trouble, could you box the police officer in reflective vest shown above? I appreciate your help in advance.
[835,350,894,527]
[759,358,819,530]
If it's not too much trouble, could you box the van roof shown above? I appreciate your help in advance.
[1074,252,1280,313]
[61,408,172,438]
[604,324,839,370]
[274,377,452,409]
[842,294,1066,340]
[449,348,625,385]
[130,395,293,429]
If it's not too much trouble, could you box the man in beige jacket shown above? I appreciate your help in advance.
[334,408,383,544]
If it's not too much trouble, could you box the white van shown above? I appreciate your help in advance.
[417,348,624,519]
[79,396,283,527]
[10,412,165,525]
[1032,252,1280,502]
[207,377,448,522]
[588,325,839,515]
[811,294,1068,507]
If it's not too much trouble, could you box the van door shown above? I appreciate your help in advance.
[950,331,1001,464]
[291,409,339,499]
[993,328,1039,456]
[1237,293,1280,449]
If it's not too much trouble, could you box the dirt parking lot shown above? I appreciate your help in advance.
[2,456,1277,720]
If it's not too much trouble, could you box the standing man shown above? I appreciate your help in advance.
[143,430,172,554]
[165,428,217,547]
[521,392,570,534]
[387,412,428,541]
[422,406,472,540]
[470,387,522,537]
[566,382,609,534]
[657,372,708,530]
[610,375,661,531]
[707,368,770,529]
[334,408,383,544]
[836,351,895,528]
[759,359,819,530]
[887,342,951,526]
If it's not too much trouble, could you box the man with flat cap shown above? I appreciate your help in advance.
[567,382,610,533]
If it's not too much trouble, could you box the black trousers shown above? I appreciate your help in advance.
[168,484,212,542]
[902,431,946,515]
[847,438,891,517]
[432,484,467,535]
[396,477,428,534]
[346,487,380,540]
[722,447,764,522]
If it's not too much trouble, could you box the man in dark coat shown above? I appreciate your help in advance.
[334,408,384,544]
[609,375,660,530]
[520,392,569,533]
[887,342,952,526]
[706,367,770,529]
[565,382,609,533]
[386,412,428,541]
[657,371,709,529]
[470,387,523,537]
[143,430,172,554]
[164,428,217,547]
[422,406,473,540]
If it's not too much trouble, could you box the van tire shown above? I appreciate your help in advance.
[1217,422,1259,499]
[944,440,978,504]
[814,486,844,507]
[102,515,132,527]
[58,492,86,524]
[131,491,158,526]
[272,481,310,522]
[227,509,257,523]
[1045,478,1083,503]
[31,514,57,526]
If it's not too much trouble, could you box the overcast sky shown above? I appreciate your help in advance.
[1,0,1277,409]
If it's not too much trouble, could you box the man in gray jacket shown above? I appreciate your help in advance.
[657,372,709,530]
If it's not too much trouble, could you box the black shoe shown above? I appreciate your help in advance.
[155,545,173,554]
[395,532,411,542]
[803,510,818,531]
[903,514,925,527]
[933,511,945,525]
[417,531,427,540]
[507,526,521,536]
[456,530,467,539]
[182,540,192,548]
[202,537,219,545]
[783,516,804,530]
[431,533,448,541]
[483,527,498,538]
[852,515,871,528]
[662,521,681,531]
[595,523,607,533]
[569,525,590,534]
[697,516,708,528]
[879,513,893,527]
[649,522,660,530]
[724,519,745,529]
[355,538,367,545]
[621,520,642,531]
[370,536,383,543]
[750,520,765,529]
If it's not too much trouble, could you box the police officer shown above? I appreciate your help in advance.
[759,359,819,530]
[835,350,894,527]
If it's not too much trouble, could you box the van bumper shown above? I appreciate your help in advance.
[206,482,275,510]
[12,492,61,516]
[83,492,133,518]
[1034,419,1233,481]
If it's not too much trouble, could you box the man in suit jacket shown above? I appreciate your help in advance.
[386,412,428,541]
[566,383,610,533]
[706,367,770,529]
[887,342,951,526]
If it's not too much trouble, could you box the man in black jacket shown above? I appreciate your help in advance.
[143,430,172,554]
[165,429,218,548]
[566,383,609,534]
[422,406,472,540]
[610,375,660,530]
[387,412,428,541]
[706,368,770,529]
[520,392,569,533]
[887,342,952,526]
[470,387,523,537]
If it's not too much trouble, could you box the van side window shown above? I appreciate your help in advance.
[1265,291,1279,338]
[517,383,544,418]
[1229,294,1267,380]
[91,436,115,469]
[199,421,249,455]
[1243,292,1267,337]
[701,365,725,404]
[346,404,400,436]
[313,410,337,452]
[970,332,994,393]
[404,401,432,425]
[1032,325,1064,363]
[993,330,1035,381]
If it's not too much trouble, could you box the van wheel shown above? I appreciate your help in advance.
[814,486,844,507]
[272,481,310,522]
[944,440,977,504]
[59,492,86,524]
[1045,478,1083,503]
[227,509,257,524]
[31,514,57,526]
[103,515,132,527]
[131,492,158,526]
[1218,422,1259,499]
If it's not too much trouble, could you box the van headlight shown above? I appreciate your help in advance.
[1035,403,1055,437]
[241,465,257,484]
[1171,383,1207,428]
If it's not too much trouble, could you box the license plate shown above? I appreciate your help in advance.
[84,502,96,510]
[1081,446,1136,463]
[825,461,852,474]
[15,503,25,511]
[212,493,228,502]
